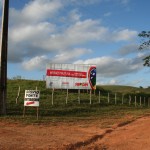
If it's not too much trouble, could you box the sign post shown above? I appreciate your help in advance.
[23,90,40,120]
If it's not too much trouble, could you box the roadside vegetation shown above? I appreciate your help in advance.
[3,79,150,124]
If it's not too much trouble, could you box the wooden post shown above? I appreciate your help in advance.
[66,89,68,104]
[78,89,80,104]
[108,93,110,103]
[51,88,54,105]
[135,96,137,107]
[129,95,131,106]
[144,97,145,106]
[99,91,100,104]
[0,0,9,115]
[115,93,117,105]
[90,90,92,104]
[140,96,142,106]
[37,107,39,120]
[122,94,124,105]
[16,86,20,104]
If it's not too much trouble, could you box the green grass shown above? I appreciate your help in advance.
[1,79,150,124]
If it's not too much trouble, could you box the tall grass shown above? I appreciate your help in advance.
[5,79,150,121]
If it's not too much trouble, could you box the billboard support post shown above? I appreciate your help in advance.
[51,88,54,105]
[90,90,92,104]
[78,89,80,104]
[66,89,68,104]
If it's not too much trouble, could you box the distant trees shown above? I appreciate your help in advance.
[138,31,150,67]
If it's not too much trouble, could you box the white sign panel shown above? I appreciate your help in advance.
[25,90,40,99]
[46,64,96,90]
[24,100,39,107]
[24,90,40,107]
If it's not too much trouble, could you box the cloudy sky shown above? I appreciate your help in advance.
[0,0,150,87]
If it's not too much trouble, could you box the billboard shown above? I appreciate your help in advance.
[46,64,96,89]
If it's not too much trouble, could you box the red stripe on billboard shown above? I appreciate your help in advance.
[47,69,87,78]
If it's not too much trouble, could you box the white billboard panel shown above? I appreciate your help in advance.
[46,64,96,89]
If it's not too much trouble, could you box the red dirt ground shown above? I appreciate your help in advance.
[0,116,150,150]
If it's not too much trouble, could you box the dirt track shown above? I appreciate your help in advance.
[0,116,150,150]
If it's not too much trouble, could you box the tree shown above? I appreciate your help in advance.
[138,31,150,67]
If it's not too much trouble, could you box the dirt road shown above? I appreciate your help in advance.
[0,116,150,150]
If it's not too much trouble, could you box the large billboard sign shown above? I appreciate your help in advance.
[46,64,96,90]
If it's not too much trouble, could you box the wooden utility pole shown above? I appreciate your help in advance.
[0,0,9,115]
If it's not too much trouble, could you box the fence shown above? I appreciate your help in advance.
[8,86,150,107]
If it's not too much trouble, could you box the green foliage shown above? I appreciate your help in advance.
[138,31,150,67]
[5,79,150,120]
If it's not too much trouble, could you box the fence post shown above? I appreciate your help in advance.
[140,96,141,106]
[66,89,68,104]
[122,94,124,105]
[148,98,150,107]
[90,90,92,104]
[129,95,131,106]
[99,90,100,104]
[51,88,54,105]
[78,89,80,104]
[108,93,110,103]
[16,86,20,104]
[135,96,137,107]
[115,93,117,105]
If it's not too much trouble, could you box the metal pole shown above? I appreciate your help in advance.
[0,0,9,115]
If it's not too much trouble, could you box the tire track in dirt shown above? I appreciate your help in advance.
[65,118,137,150]
[65,129,113,150]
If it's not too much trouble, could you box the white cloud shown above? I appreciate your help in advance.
[117,44,138,56]
[9,22,56,43]
[9,0,63,25]
[21,48,92,71]
[104,12,112,17]
[119,0,130,5]
[24,19,108,52]
[51,48,92,63]
[74,56,143,77]
[8,0,138,65]
[22,55,48,71]
[69,0,100,5]
[111,29,137,42]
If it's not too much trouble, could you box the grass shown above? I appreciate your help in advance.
[0,79,149,124]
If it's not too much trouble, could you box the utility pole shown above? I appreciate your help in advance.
[0,0,9,115]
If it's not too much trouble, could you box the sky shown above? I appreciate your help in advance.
[0,0,150,87]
